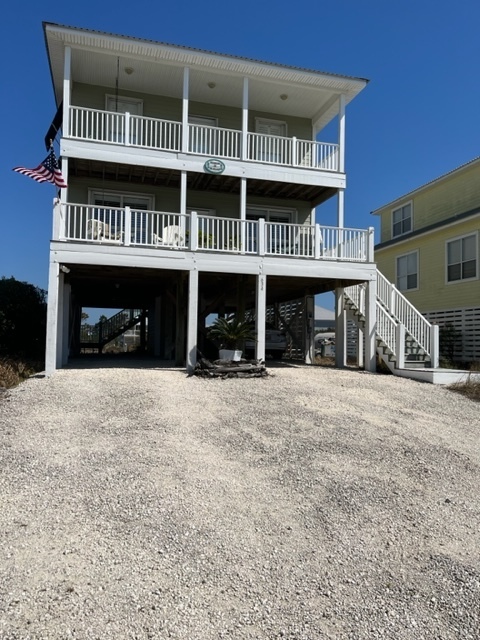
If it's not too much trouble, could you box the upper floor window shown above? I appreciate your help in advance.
[447,233,478,282]
[396,251,418,291]
[392,202,412,238]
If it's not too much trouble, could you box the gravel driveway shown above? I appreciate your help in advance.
[0,360,479,639]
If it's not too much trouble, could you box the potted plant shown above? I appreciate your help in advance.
[208,315,256,361]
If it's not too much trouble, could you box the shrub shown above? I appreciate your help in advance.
[0,358,41,389]
[0,276,47,360]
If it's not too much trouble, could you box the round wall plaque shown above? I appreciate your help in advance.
[204,159,226,174]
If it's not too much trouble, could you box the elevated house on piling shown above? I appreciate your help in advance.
[43,22,382,373]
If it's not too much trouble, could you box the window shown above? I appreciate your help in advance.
[447,233,478,282]
[89,190,154,243]
[392,202,412,238]
[246,206,295,253]
[396,251,418,291]
[253,118,288,163]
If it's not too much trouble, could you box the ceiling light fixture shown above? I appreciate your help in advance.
[124,67,134,75]
[280,94,288,101]
[207,82,216,89]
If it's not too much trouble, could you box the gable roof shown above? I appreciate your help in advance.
[371,156,480,215]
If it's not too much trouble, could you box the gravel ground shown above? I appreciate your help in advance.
[0,359,479,640]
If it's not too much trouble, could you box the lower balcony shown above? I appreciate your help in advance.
[56,202,373,263]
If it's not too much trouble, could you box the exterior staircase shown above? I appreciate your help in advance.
[344,270,439,375]
[80,308,144,353]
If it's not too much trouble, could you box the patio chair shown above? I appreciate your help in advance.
[153,224,184,248]
[87,219,109,240]
[87,219,122,242]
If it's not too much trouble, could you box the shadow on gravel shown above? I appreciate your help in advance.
[65,354,183,371]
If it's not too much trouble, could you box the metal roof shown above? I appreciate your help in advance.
[43,22,369,85]
[43,23,368,131]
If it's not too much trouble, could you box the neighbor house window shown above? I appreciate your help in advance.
[392,202,412,238]
[396,251,418,291]
[446,233,478,282]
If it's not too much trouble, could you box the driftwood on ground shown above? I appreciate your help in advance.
[194,358,268,378]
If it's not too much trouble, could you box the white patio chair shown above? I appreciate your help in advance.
[87,219,110,240]
[153,225,184,248]
[87,219,122,242]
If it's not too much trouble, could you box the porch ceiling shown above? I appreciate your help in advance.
[63,264,356,311]
[44,23,368,132]
[69,158,336,205]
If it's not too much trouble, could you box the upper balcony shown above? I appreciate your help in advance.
[67,105,340,174]
[45,23,368,200]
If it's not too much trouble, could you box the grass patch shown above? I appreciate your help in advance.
[448,366,480,402]
[0,358,43,389]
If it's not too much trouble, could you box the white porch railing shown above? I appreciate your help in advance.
[67,106,340,172]
[57,202,371,262]
[376,270,432,354]
[189,124,241,159]
[345,269,439,365]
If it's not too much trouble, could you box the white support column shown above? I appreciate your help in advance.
[56,272,64,368]
[430,324,439,369]
[124,206,131,246]
[180,170,187,240]
[124,112,131,146]
[258,218,266,256]
[45,260,61,375]
[338,93,346,173]
[241,77,249,160]
[356,327,364,368]
[240,177,247,254]
[368,227,375,263]
[182,67,190,153]
[190,211,198,251]
[356,285,365,367]
[180,171,187,216]
[395,323,406,369]
[364,277,377,373]
[186,269,199,372]
[62,282,71,366]
[154,296,162,357]
[335,288,346,368]
[304,295,315,364]
[62,47,71,139]
[255,274,266,361]
[337,188,345,229]
[52,198,62,241]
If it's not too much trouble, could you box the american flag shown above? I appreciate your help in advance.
[13,147,67,188]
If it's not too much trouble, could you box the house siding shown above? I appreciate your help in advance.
[376,217,479,312]
[68,178,312,224]
[72,83,313,140]
[376,161,480,244]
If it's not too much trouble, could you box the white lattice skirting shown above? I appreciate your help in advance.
[424,307,480,363]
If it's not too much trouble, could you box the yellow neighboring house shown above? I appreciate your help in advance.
[373,157,480,364]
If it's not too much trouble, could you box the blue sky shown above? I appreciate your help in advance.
[1,0,479,304]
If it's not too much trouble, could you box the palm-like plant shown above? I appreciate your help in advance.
[208,315,256,350]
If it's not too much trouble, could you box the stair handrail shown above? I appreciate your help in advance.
[344,284,399,357]
[376,269,432,355]
[98,308,143,345]
[376,302,398,356]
